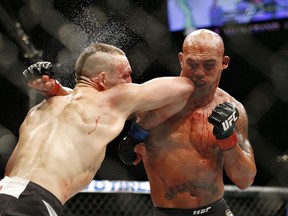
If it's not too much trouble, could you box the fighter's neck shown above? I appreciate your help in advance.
[75,76,104,91]
[188,88,217,108]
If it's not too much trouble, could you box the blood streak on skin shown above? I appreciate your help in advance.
[201,110,209,163]
[88,116,100,135]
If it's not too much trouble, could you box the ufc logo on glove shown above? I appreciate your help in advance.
[222,111,238,131]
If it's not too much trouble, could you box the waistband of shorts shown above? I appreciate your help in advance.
[154,198,227,214]
[27,180,63,214]
[3,176,63,214]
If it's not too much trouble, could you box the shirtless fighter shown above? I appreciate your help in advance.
[119,29,257,216]
[0,43,194,216]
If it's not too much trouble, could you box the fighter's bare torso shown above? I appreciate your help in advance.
[6,75,194,205]
[7,86,128,204]
[138,88,242,208]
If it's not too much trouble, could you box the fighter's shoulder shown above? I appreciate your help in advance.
[107,83,139,99]
[215,88,245,111]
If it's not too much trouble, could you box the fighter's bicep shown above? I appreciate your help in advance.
[234,103,253,154]
[126,77,192,112]
[110,84,161,114]
[235,103,249,138]
[111,77,193,116]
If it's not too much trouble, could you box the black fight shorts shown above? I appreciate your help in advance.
[0,176,62,216]
[153,198,234,216]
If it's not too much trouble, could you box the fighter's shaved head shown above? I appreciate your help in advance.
[183,29,224,56]
[75,43,126,79]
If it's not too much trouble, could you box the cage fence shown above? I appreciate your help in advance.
[61,180,288,216]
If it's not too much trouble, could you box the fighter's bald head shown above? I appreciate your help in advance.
[183,29,225,56]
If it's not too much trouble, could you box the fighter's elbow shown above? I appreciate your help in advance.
[236,179,254,190]
[234,173,256,190]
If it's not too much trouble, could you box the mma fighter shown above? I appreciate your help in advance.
[0,43,194,215]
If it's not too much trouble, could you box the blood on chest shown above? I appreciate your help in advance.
[167,110,218,155]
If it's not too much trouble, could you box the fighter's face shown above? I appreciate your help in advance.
[178,46,229,94]
[105,56,132,88]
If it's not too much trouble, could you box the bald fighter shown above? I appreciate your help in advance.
[0,43,194,216]
[119,29,257,216]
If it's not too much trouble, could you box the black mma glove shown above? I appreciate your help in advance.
[118,121,149,165]
[23,61,55,81]
[208,102,239,150]
[23,61,60,96]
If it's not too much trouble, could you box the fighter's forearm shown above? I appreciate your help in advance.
[137,98,188,130]
[223,144,257,190]
[59,86,73,95]
[118,108,170,166]
[37,81,72,97]
[136,108,167,130]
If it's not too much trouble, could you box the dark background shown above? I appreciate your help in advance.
[0,0,287,187]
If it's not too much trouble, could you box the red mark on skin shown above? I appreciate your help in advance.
[201,110,210,163]
[88,116,100,135]
[0,185,2,190]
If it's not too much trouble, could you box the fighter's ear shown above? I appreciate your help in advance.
[91,72,106,90]
[178,52,184,63]
[178,52,185,68]
[99,72,106,84]
[222,56,230,69]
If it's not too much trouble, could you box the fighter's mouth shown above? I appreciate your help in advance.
[193,79,206,88]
